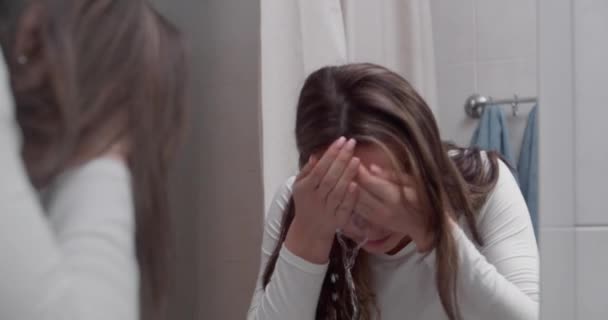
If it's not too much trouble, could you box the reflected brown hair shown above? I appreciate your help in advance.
[0,0,187,317]
[262,63,501,319]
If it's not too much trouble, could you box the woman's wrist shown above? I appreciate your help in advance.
[284,217,334,265]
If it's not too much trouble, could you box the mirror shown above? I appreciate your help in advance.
[161,0,546,319]
[9,0,607,319]
[250,1,540,320]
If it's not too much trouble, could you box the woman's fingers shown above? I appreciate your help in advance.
[401,185,421,210]
[370,164,399,184]
[353,187,385,225]
[357,164,395,200]
[296,155,318,182]
[334,182,359,227]
[325,156,360,211]
[369,164,416,187]
[368,164,421,211]
[304,137,347,189]
[317,138,357,197]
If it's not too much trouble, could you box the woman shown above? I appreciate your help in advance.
[0,0,186,319]
[248,63,538,320]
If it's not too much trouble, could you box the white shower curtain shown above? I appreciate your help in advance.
[260,0,438,211]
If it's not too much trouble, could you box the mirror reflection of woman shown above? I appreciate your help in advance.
[0,1,186,319]
[248,64,539,320]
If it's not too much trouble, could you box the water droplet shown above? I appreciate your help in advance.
[336,230,368,320]
[331,273,339,283]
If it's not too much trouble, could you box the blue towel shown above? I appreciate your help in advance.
[517,105,539,237]
[470,105,516,167]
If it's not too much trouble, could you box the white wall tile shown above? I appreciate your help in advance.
[436,63,477,146]
[475,0,537,61]
[538,0,575,228]
[477,60,538,98]
[574,0,608,225]
[477,59,538,160]
[540,228,576,320]
[430,0,475,65]
[433,1,538,156]
[576,228,608,319]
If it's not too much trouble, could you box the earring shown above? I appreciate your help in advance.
[17,55,28,65]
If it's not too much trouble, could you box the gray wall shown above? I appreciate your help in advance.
[151,1,263,319]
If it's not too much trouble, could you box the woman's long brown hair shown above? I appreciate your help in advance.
[0,0,187,317]
[262,63,501,320]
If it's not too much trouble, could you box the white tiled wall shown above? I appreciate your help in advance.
[576,228,608,319]
[431,0,537,160]
[572,0,608,319]
[538,0,575,228]
[573,0,608,226]
[539,228,576,320]
[540,0,608,318]
[435,0,608,318]
[538,0,576,317]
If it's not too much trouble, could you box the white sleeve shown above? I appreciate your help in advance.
[425,159,539,319]
[0,55,138,320]
[247,177,329,320]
